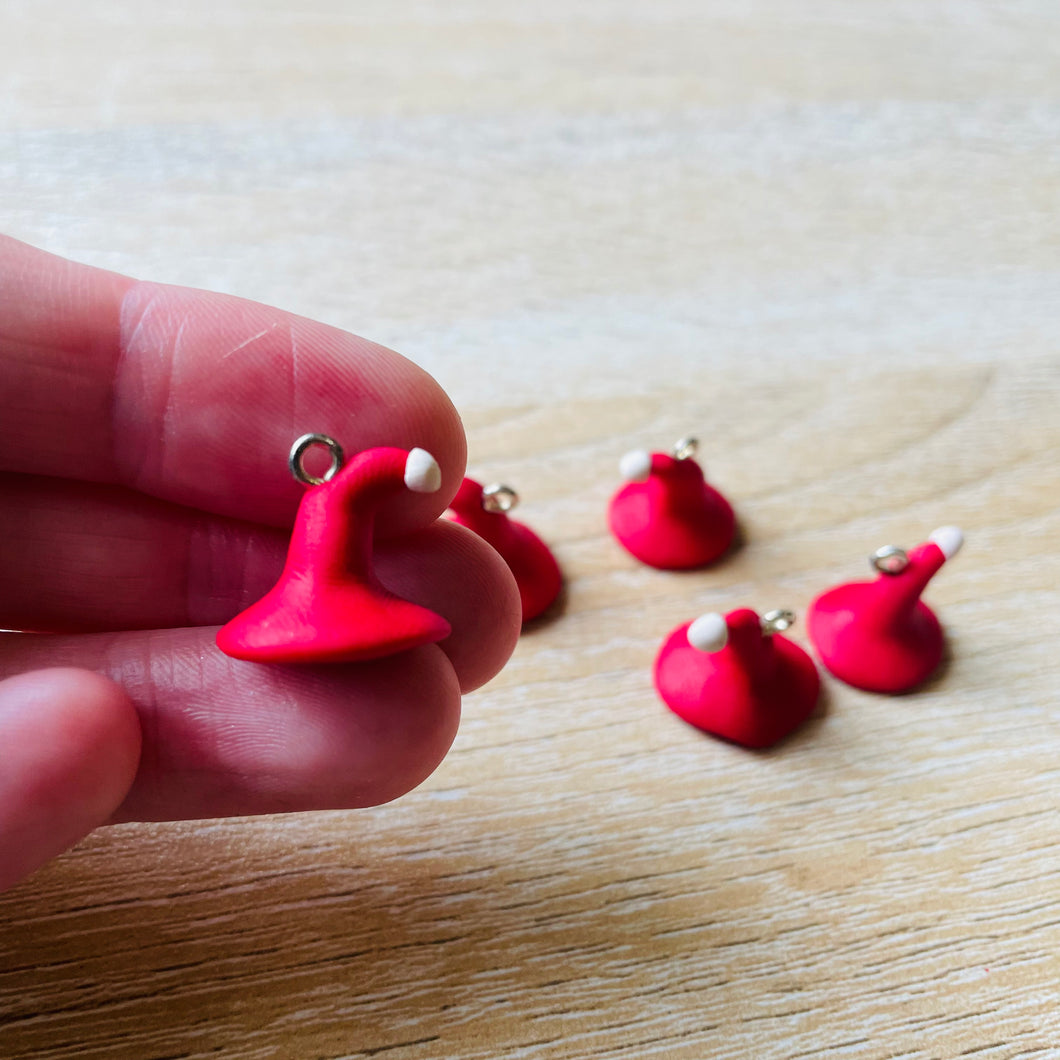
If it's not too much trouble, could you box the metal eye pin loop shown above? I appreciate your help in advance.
[289,433,345,486]
[671,436,699,461]
[871,545,909,575]
[482,483,519,513]
[761,609,796,635]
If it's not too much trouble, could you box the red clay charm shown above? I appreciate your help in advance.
[608,437,735,569]
[654,608,820,749]
[216,435,451,664]
[807,526,963,694]
[447,477,562,622]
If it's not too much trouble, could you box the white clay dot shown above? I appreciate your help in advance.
[929,525,964,560]
[404,448,442,493]
[619,449,652,483]
[687,612,728,653]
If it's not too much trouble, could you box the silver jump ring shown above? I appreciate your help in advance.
[482,483,519,513]
[672,436,699,461]
[289,433,345,486]
[761,609,796,635]
[872,545,909,575]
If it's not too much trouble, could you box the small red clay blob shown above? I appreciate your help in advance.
[216,446,451,664]
[807,526,963,694]
[654,608,820,749]
[446,477,562,622]
[608,446,734,569]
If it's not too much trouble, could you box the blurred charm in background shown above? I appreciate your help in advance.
[446,477,562,623]
[807,526,964,693]
[216,434,451,663]
[608,436,736,569]
[654,608,820,749]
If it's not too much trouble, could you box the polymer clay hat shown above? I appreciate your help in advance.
[217,434,451,663]
[654,608,820,748]
[609,437,735,569]
[806,526,964,693]
[446,477,562,622]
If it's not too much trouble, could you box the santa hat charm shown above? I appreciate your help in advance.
[807,526,964,693]
[608,437,735,569]
[654,608,820,749]
[216,434,451,664]
[446,477,562,622]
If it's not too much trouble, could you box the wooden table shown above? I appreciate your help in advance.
[3,3,1059,1056]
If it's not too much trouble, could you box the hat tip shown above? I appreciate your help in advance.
[619,449,652,483]
[929,525,964,560]
[405,448,442,493]
[687,612,728,653]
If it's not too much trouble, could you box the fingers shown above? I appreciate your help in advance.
[0,668,141,893]
[0,238,516,840]
[0,474,520,692]
[0,632,461,824]
[0,235,466,535]
[378,522,521,693]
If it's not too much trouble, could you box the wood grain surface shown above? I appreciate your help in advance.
[2,2,1060,1057]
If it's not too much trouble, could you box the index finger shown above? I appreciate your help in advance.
[0,236,466,532]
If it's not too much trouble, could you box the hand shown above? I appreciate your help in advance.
[0,236,521,892]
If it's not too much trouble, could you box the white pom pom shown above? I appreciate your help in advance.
[404,448,441,493]
[687,613,728,653]
[929,525,964,560]
[619,449,652,483]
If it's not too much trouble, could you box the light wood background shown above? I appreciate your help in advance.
[2,2,1060,1057]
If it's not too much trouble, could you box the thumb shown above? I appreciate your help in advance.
[0,668,142,893]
